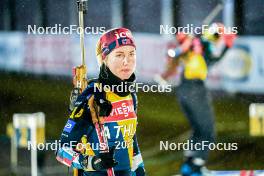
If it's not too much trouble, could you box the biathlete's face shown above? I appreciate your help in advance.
[105,45,136,80]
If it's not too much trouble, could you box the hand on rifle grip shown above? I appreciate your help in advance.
[87,146,118,171]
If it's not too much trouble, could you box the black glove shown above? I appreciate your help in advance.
[92,147,118,171]
[80,147,118,171]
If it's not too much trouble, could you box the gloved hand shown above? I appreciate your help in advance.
[167,37,193,58]
[93,146,118,171]
[81,147,118,171]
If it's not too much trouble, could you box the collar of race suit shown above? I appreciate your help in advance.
[98,64,136,97]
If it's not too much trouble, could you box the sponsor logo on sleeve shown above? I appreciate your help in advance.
[63,119,76,133]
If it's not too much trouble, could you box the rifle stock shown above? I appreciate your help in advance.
[72,65,87,93]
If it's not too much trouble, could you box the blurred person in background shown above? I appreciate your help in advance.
[56,28,145,176]
[155,23,237,176]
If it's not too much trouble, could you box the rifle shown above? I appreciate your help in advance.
[72,1,115,175]
[71,1,88,176]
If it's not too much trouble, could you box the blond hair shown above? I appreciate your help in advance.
[95,38,103,66]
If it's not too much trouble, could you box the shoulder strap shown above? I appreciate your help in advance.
[131,92,138,112]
